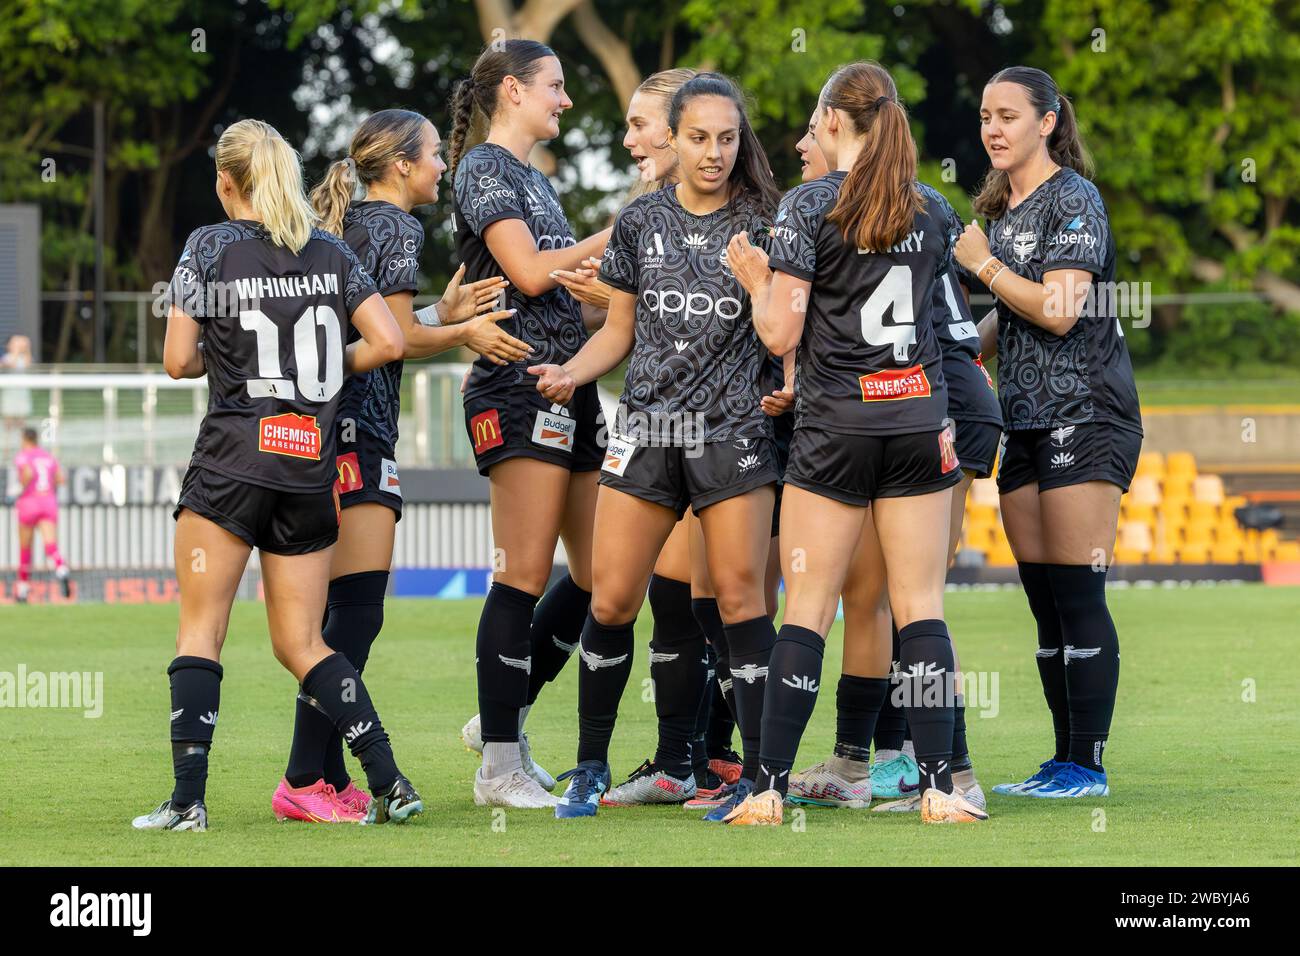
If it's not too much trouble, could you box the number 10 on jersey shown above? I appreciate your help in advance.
[240,306,344,402]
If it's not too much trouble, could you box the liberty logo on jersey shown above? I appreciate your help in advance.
[470,409,504,455]
[335,452,362,493]
[858,365,932,402]
[259,413,321,460]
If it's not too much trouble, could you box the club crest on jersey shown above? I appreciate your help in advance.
[1050,425,1076,448]
[259,412,321,460]
[601,435,637,476]
[858,365,932,402]
[1012,231,1037,263]
[470,409,504,455]
[335,452,362,493]
[532,409,576,452]
[381,458,402,498]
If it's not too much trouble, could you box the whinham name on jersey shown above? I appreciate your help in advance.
[166,220,378,492]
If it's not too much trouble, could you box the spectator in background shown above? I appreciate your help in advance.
[1,335,34,458]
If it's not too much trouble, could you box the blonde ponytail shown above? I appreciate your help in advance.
[215,119,316,252]
[311,158,357,237]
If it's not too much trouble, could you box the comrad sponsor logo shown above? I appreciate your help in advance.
[642,288,743,322]
[259,413,321,460]
[470,409,504,454]
[381,458,402,498]
[335,452,363,493]
[531,410,576,452]
[858,365,931,402]
[602,435,636,476]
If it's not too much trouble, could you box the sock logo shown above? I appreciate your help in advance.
[648,650,679,664]
[1063,645,1101,665]
[344,720,373,742]
[170,708,183,722]
[498,654,532,675]
[1035,648,1060,658]
[730,663,768,684]
[198,710,217,726]
[578,647,630,671]
[719,678,733,693]
[551,635,577,654]
[781,675,819,693]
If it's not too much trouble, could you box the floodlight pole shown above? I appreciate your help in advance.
[93,98,106,364]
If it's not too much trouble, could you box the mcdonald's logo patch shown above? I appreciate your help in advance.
[471,408,504,454]
[335,452,362,494]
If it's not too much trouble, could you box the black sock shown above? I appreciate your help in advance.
[873,622,908,752]
[951,693,971,773]
[1047,563,1120,772]
[898,619,956,794]
[169,656,223,809]
[647,575,707,778]
[476,582,539,743]
[835,674,890,763]
[695,598,737,757]
[526,574,590,705]
[1019,561,1069,762]
[284,570,387,790]
[576,614,636,766]
[723,614,777,783]
[755,624,824,795]
[301,652,398,796]
[692,642,716,780]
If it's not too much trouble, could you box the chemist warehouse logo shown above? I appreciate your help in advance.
[50,886,152,936]
[1048,214,1096,249]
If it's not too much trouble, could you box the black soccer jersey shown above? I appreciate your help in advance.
[985,167,1141,433]
[166,221,378,492]
[453,143,587,398]
[917,183,1002,428]
[336,200,423,450]
[766,172,949,436]
[598,186,774,443]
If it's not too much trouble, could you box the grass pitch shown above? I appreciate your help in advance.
[1,586,1297,866]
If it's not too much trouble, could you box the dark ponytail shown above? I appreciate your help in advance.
[668,73,781,216]
[447,39,556,177]
[973,66,1093,220]
[821,61,921,253]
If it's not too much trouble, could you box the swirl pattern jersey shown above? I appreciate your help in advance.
[766,171,951,436]
[985,167,1141,433]
[166,221,378,491]
[598,186,774,443]
[337,200,423,448]
[453,143,587,397]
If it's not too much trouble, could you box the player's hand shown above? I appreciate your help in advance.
[727,232,772,297]
[954,221,992,273]
[439,264,509,325]
[464,309,529,366]
[459,367,470,394]
[551,260,612,310]
[528,363,576,405]
[761,386,794,417]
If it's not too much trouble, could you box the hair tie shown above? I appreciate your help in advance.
[874,95,891,110]
[1051,97,1062,113]
[342,156,357,183]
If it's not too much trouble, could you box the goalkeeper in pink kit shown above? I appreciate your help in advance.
[12,427,71,602]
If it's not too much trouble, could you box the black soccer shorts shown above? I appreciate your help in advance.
[598,435,779,517]
[463,382,604,477]
[174,466,339,555]
[996,423,1143,495]
[953,419,1002,480]
[783,425,962,508]
[334,425,403,520]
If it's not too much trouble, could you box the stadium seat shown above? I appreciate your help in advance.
[1123,503,1157,526]
[1187,500,1219,524]
[1181,523,1215,547]
[1178,543,1212,563]
[1118,521,1153,555]
[1135,451,1165,478]
[986,540,1018,567]
[1127,476,1162,507]
[1112,546,1145,565]
[1162,476,1194,501]
[1211,542,1243,564]
[1166,451,1197,480]
[1148,545,1178,564]
[1193,474,1225,504]
[966,503,998,527]
[1273,542,1300,562]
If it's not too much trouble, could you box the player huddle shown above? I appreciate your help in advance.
[132,39,1140,832]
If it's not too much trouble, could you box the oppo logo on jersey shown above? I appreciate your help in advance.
[642,288,742,322]
[536,235,577,251]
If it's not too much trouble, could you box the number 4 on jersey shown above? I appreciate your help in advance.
[860,265,915,363]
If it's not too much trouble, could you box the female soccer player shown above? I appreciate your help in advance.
[269,110,521,823]
[956,66,1140,799]
[132,119,420,831]
[12,427,70,603]
[529,72,781,820]
[723,61,987,826]
[449,39,613,808]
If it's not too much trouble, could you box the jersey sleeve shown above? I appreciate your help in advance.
[339,240,380,316]
[1041,177,1109,276]
[766,184,824,281]
[454,148,528,236]
[373,213,423,297]
[165,227,215,323]
[598,201,642,294]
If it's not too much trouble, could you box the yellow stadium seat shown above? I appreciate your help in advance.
[1178,543,1212,563]
[1271,541,1300,562]
[1123,503,1157,526]
[1240,540,1261,563]
[1118,521,1153,555]
[1127,476,1162,507]
[1166,451,1197,479]
[966,503,998,527]
[1211,542,1243,564]
[1192,474,1225,504]
[1148,545,1178,564]
[1135,451,1165,478]
[1182,522,1215,547]
[1187,500,1219,524]
[1163,476,1194,501]
[1260,529,1281,551]
[1112,546,1145,565]
[986,541,1018,567]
